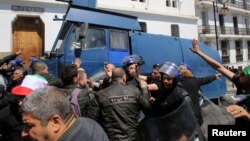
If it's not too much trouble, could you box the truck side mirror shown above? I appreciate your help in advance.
[78,23,88,40]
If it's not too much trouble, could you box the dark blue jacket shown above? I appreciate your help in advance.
[57,117,109,141]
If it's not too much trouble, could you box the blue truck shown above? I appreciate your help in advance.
[46,0,226,99]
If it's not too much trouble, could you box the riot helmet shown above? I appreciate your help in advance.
[159,62,180,78]
[122,55,138,79]
[131,54,145,66]
[122,55,137,68]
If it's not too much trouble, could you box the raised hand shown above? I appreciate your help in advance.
[190,39,200,53]
[16,48,23,55]
[73,58,82,68]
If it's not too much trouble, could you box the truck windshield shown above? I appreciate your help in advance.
[70,26,105,50]
[84,28,105,49]
[110,29,128,50]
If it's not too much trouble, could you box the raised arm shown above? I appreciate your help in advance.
[190,39,235,80]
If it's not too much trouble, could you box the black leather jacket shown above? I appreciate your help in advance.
[87,82,151,141]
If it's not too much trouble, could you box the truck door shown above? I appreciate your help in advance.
[63,25,109,76]
[80,27,108,75]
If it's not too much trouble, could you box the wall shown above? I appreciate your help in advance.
[97,0,198,39]
[0,0,67,55]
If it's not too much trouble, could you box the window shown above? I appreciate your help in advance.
[235,41,243,62]
[221,40,230,63]
[201,11,208,26]
[69,25,105,50]
[171,24,180,37]
[166,0,170,7]
[110,29,129,50]
[245,19,250,35]
[233,16,238,35]
[139,22,147,32]
[172,0,178,8]
[70,24,84,51]
[219,14,225,34]
[85,28,105,49]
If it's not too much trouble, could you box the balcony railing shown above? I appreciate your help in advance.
[198,0,250,11]
[199,25,250,35]
[218,0,250,10]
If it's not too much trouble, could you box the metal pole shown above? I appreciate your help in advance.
[213,1,219,51]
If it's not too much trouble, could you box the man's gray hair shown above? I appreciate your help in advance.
[21,86,72,124]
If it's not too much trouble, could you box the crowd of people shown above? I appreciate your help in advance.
[0,39,250,141]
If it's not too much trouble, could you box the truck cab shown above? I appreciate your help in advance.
[53,23,132,76]
[47,0,227,99]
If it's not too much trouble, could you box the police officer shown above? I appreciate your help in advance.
[122,55,148,95]
[146,62,204,141]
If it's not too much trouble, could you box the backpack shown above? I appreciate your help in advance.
[68,88,82,116]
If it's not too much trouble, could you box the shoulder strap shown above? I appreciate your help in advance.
[69,88,82,116]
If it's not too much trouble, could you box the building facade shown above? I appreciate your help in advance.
[196,0,250,69]
[0,0,198,66]
[0,0,67,64]
[97,0,198,39]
